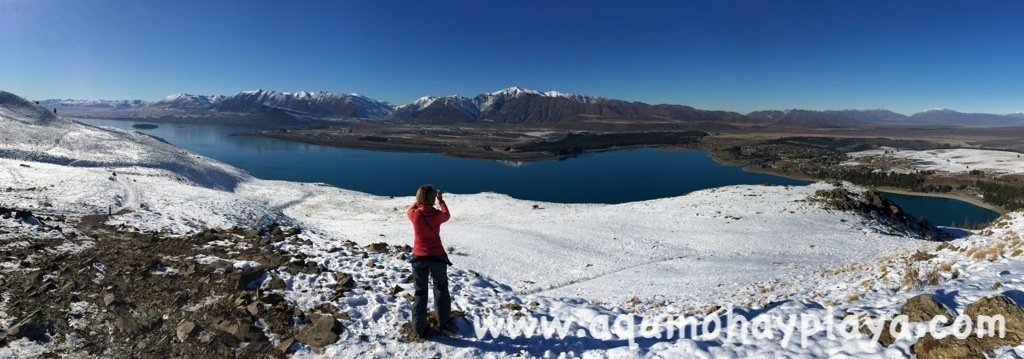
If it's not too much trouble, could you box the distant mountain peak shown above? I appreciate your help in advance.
[483,86,598,102]
[489,86,541,97]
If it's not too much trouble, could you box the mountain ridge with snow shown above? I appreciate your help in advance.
[37,87,1024,126]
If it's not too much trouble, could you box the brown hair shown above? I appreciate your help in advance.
[415,184,437,206]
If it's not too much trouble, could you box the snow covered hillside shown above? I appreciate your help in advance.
[0,91,248,191]
[3,90,1024,357]
[846,147,1024,175]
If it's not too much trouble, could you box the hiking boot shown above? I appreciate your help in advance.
[437,320,459,338]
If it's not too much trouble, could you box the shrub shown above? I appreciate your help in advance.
[924,269,941,286]
[900,264,923,291]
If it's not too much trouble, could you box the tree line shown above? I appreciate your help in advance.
[977,181,1024,211]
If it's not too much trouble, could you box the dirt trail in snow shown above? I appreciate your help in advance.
[5,166,23,184]
[115,174,139,213]
[525,254,689,295]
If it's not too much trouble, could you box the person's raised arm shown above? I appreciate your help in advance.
[437,191,451,223]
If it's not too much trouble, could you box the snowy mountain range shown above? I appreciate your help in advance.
[40,86,742,125]
[39,87,1024,126]
[391,86,748,124]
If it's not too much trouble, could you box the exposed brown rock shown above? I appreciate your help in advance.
[294,313,343,348]
[0,212,317,358]
[364,242,390,253]
[103,293,119,306]
[901,294,950,323]
[176,321,196,341]
[276,337,296,354]
[913,295,1024,359]
[965,296,1024,336]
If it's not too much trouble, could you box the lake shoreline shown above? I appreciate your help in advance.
[242,128,708,162]
[874,188,1007,215]
[245,130,1013,216]
[75,118,1008,223]
[236,132,704,162]
[740,163,1008,215]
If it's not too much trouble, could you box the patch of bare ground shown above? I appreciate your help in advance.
[0,210,347,357]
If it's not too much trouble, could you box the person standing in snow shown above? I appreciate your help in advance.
[407,184,454,338]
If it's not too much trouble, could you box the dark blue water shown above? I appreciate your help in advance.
[882,192,1001,228]
[78,118,1001,226]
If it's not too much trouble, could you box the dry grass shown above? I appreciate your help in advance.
[900,264,923,291]
[965,246,981,259]
[983,247,1002,261]
[924,268,942,286]
[909,250,937,262]
[965,245,1000,261]
[647,296,667,310]
[845,293,860,302]
[937,262,953,272]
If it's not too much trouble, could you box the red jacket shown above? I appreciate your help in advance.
[408,201,450,257]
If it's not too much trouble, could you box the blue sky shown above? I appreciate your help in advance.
[2,0,1022,115]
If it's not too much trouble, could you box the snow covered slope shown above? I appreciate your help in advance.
[238,180,932,306]
[0,91,248,190]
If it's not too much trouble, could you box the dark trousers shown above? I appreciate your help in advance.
[411,259,451,335]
